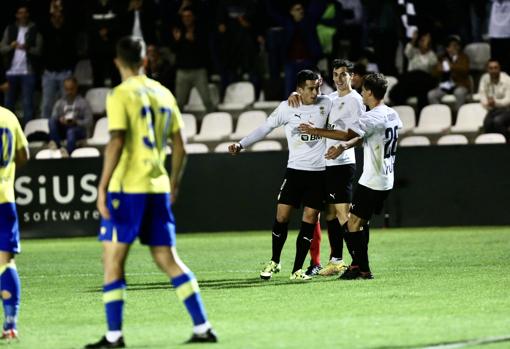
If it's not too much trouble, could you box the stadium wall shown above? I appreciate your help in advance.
[15,145,510,238]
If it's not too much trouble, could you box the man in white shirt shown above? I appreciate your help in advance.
[229,70,332,281]
[299,73,402,279]
[480,58,510,141]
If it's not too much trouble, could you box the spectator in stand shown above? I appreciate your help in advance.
[0,60,8,106]
[40,11,77,119]
[427,35,470,112]
[89,0,121,87]
[389,30,437,112]
[171,6,214,113]
[265,0,327,96]
[146,44,174,90]
[480,59,510,141]
[119,0,157,46]
[48,77,93,157]
[0,5,42,126]
[488,0,510,73]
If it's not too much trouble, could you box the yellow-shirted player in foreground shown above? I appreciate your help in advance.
[84,36,217,349]
[0,106,29,341]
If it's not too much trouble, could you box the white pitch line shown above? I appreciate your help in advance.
[418,335,510,349]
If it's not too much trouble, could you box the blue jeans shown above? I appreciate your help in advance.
[41,70,72,119]
[4,74,36,125]
[49,117,87,154]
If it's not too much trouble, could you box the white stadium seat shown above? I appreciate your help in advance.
[74,59,93,86]
[181,113,197,141]
[384,75,398,104]
[218,82,255,110]
[393,105,415,134]
[193,112,233,142]
[437,134,469,145]
[474,133,506,144]
[229,110,267,140]
[413,104,451,134]
[251,140,282,152]
[71,147,101,158]
[35,149,63,159]
[85,87,111,115]
[183,84,220,112]
[185,143,209,153]
[450,103,486,133]
[24,119,49,146]
[87,117,109,145]
[464,42,491,71]
[399,136,431,147]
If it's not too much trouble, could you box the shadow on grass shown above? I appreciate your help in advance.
[84,277,337,293]
[371,334,510,349]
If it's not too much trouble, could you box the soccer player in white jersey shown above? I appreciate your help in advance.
[299,73,402,279]
[288,60,366,276]
[229,70,332,281]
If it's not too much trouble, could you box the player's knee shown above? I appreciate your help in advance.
[302,209,319,224]
[275,214,290,224]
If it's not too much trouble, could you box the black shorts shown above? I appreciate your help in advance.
[350,184,391,220]
[325,164,356,204]
[277,168,326,211]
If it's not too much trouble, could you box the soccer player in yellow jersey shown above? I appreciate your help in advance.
[0,106,29,341]
[84,37,217,349]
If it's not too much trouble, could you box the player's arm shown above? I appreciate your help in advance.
[169,127,186,203]
[14,146,29,167]
[298,123,359,141]
[97,130,125,219]
[325,136,362,160]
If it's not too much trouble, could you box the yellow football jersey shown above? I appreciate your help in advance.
[106,75,184,194]
[0,107,28,203]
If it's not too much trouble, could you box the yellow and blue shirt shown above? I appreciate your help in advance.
[106,75,184,194]
[0,107,28,204]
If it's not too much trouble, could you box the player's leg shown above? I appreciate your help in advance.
[319,203,349,276]
[143,193,216,343]
[150,246,216,343]
[0,202,21,340]
[306,217,322,276]
[290,206,320,280]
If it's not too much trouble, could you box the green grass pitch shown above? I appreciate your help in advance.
[11,227,510,348]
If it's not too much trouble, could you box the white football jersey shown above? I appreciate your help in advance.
[350,104,402,190]
[267,96,332,171]
[326,90,366,166]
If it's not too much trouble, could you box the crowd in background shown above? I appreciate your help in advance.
[0,0,509,147]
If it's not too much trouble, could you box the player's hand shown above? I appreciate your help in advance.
[325,144,346,160]
[287,92,302,108]
[298,122,315,135]
[228,143,243,155]
[97,188,110,220]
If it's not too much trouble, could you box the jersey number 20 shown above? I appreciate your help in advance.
[384,126,398,159]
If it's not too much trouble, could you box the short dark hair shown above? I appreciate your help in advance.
[362,73,388,100]
[446,34,461,47]
[116,36,145,69]
[352,63,367,76]
[332,59,354,72]
[296,69,319,88]
[64,76,78,85]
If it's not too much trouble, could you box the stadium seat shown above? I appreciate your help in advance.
[384,75,398,104]
[182,113,197,141]
[185,143,209,153]
[399,136,431,147]
[266,126,286,140]
[183,84,220,112]
[464,42,491,71]
[87,117,109,145]
[437,134,469,145]
[35,149,63,159]
[71,147,101,157]
[413,104,451,134]
[85,87,111,115]
[229,110,267,140]
[450,103,486,133]
[218,82,255,110]
[253,91,281,110]
[393,105,415,134]
[24,118,49,146]
[474,133,506,144]
[74,59,93,86]
[213,142,232,153]
[251,140,282,151]
[193,112,233,142]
